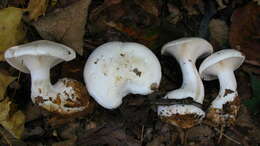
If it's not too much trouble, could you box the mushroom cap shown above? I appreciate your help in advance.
[84,41,162,109]
[4,40,76,73]
[161,37,213,61]
[199,49,245,81]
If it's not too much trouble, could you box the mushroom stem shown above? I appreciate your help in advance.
[23,56,53,102]
[211,69,237,109]
[177,57,204,103]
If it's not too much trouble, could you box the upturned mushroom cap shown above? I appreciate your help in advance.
[161,37,213,61]
[84,41,161,109]
[199,49,245,80]
[4,40,76,73]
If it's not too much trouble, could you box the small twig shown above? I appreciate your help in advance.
[217,126,224,143]
[148,97,203,109]
[214,127,241,145]
[11,72,21,98]
[140,125,144,143]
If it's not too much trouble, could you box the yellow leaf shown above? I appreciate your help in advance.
[1,111,25,139]
[0,7,25,61]
[0,99,11,121]
[0,98,25,139]
[0,72,16,100]
[26,0,49,20]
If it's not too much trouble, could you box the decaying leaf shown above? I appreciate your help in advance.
[209,19,228,49]
[229,2,260,66]
[253,0,260,5]
[182,0,204,15]
[105,21,159,48]
[0,98,25,139]
[25,0,48,21]
[0,72,25,139]
[33,0,92,55]
[0,71,16,100]
[0,7,25,61]
[134,0,160,16]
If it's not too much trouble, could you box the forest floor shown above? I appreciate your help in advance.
[0,0,259,145]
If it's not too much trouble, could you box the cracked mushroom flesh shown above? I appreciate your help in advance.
[199,49,245,125]
[84,41,162,109]
[158,37,213,128]
[5,40,91,115]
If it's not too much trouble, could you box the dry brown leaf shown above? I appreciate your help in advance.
[0,7,25,61]
[134,0,160,16]
[0,72,16,100]
[105,21,159,47]
[33,0,92,55]
[209,19,228,49]
[253,0,260,5]
[0,98,25,139]
[25,0,48,21]
[182,0,204,15]
[229,2,260,66]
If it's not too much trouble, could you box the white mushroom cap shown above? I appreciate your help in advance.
[162,37,213,61]
[5,40,75,73]
[199,49,245,81]
[84,42,161,109]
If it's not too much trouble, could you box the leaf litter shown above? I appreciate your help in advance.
[0,0,259,145]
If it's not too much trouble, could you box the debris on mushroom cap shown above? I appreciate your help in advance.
[199,49,245,125]
[84,41,161,109]
[158,37,213,128]
[4,40,91,115]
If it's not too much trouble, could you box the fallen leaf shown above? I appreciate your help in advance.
[33,0,92,55]
[182,0,204,15]
[0,7,25,61]
[209,19,229,49]
[77,125,140,146]
[1,110,25,139]
[134,0,160,16]
[253,0,260,5]
[229,2,260,66]
[0,98,25,139]
[25,0,48,21]
[105,21,159,48]
[0,71,16,100]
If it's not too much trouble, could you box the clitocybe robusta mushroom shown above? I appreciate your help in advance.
[158,37,213,128]
[5,40,91,115]
[199,49,245,125]
[84,41,162,109]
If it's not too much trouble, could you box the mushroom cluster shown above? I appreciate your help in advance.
[4,38,244,128]
[5,40,91,115]
[157,38,245,128]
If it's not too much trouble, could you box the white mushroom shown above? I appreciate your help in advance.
[5,40,91,115]
[158,37,213,128]
[199,49,245,125]
[84,41,161,109]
